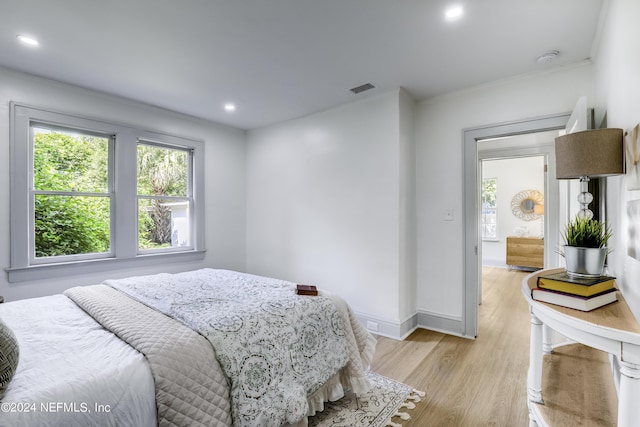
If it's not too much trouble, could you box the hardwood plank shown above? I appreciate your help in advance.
[534,344,617,426]
[370,328,446,383]
[369,267,617,426]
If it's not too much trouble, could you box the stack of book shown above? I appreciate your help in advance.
[532,271,618,312]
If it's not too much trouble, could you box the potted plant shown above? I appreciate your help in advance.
[561,216,612,277]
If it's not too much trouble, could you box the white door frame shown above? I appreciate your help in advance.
[462,113,570,338]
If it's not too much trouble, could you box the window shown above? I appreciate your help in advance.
[9,104,205,282]
[32,126,113,262]
[482,178,498,240]
[137,143,192,252]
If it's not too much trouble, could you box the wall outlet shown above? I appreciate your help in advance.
[443,209,454,221]
[366,321,379,332]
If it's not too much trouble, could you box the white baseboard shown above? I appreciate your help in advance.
[353,309,467,340]
[353,312,416,340]
[416,309,467,338]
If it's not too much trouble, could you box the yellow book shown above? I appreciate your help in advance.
[537,271,616,297]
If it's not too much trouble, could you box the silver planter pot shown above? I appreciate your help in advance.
[563,246,607,277]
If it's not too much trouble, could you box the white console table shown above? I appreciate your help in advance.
[522,268,640,427]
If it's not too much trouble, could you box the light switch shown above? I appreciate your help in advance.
[443,209,454,221]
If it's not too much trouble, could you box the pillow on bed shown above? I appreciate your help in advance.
[0,317,19,399]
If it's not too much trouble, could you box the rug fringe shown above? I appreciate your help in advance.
[386,389,425,427]
[408,389,425,402]
[400,401,415,410]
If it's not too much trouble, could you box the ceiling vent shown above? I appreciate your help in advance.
[537,50,559,65]
[349,83,375,95]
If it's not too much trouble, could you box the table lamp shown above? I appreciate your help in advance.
[555,128,624,219]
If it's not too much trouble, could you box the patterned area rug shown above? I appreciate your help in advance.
[308,372,425,427]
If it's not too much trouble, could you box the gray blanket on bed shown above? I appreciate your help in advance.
[64,285,232,427]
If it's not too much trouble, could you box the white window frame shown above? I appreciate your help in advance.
[29,123,115,265]
[136,139,194,254]
[8,103,206,282]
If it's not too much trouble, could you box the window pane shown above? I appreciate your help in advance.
[482,208,497,239]
[137,144,188,197]
[482,178,498,240]
[34,195,110,257]
[33,127,109,193]
[138,198,191,250]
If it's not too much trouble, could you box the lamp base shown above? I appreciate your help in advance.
[577,176,594,220]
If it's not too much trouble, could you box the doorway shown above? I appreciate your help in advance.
[461,113,570,338]
[478,143,553,305]
[480,154,546,270]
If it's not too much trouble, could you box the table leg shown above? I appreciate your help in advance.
[618,361,640,427]
[542,324,553,354]
[528,310,544,404]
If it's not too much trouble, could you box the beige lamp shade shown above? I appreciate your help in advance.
[555,128,624,179]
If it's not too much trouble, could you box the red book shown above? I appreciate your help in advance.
[296,284,318,296]
[531,287,617,312]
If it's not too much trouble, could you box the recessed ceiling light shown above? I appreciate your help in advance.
[224,103,236,112]
[445,6,464,21]
[16,35,39,47]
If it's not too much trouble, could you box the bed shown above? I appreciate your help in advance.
[0,269,376,427]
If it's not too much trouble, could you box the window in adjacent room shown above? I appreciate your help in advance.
[482,178,498,240]
[9,103,205,282]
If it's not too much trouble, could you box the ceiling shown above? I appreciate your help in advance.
[1,0,604,130]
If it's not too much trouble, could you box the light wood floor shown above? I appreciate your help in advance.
[370,266,616,426]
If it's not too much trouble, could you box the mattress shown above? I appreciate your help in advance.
[0,294,156,427]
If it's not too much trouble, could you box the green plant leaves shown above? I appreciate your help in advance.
[562,216,612,248]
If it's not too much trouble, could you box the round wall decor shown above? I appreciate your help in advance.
[511,189,544,221]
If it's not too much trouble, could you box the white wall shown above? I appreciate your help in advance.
[246,90,412,334]
[245,66,595,337]
[482,156,545,267]
[415,64,594,323]
[592,0,640,318]
[0,68,247,301]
